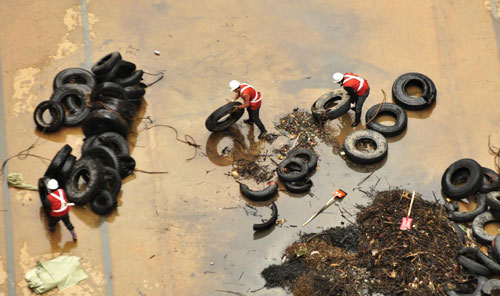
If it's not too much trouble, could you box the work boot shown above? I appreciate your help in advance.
[243,119,253,125]
[258,130,268,139]
[351,113,361,127]
[70,230,77,241]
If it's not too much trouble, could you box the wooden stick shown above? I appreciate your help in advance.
[407,191,416,217]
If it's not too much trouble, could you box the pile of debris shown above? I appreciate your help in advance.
[262,189,471,295]
[231,157,275,184]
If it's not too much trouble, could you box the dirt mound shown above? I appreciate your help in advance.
[262,189,471,295]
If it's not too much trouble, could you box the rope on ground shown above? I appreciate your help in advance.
[143,70,165,87]
[488,135,500,172]
[7,173,38,191]
[144,124,201,161]
[134,169,169,175]
[365,89,387,126]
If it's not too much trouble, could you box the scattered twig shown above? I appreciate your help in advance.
[134,169,169,174]
[357,171,375,186]
[215,290,245,296]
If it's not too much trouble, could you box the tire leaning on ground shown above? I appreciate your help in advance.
[53,67,96,91]
[82,109,129,138]
[44,144,73,178]
[441,158,483,200]
[205,102,245,132]
[449,193,487,222]
[392,72,437,110]
[284,179,313,194]
[253,202,278,232]
[472,211,500,245]
[49,84,91,126]
[485,191,500,211]
[277,157,309,182]
[365,103,408,137]
[344,129,388,165]
[33,101,65,133]
[57,154,76,186]
[482,279,500,295]
[311,89,351,120]
[480,167,500,194]
[65,157,104,205]
[91,189,116,216]
[445,276,488,296]
[240,181,278,202]
[286,148,317,172]
[91,52,122,76]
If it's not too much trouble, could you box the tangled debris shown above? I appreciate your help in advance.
[231,157,274,184]
[262,189,471,295]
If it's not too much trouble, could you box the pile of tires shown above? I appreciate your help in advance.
[277,148,317,194]
[36,52,144,216]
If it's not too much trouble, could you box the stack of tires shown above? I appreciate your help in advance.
[277,148,317,194]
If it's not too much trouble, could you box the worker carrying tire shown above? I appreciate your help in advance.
[229,80,267,139]
[46,179,77,241]
[332,72,370,127]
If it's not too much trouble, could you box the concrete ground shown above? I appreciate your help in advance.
[0,0,499,295]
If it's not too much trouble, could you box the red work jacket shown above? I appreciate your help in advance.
[343,73,369,96]
[240,83,262,110]
[47,189,70,217]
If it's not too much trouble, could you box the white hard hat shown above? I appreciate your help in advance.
[47,179,59,190]
[332,72,344,83]
[229,80,240,91]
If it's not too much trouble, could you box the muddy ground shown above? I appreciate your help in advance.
[0,0,499,295]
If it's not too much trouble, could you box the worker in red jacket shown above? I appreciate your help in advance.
[229,80,267,139]
[46,179,77,241]
[332,72,370,127]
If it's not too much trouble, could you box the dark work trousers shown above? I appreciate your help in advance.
[48,214,74,231]
[247,106,266,132]
[353,87,370,120]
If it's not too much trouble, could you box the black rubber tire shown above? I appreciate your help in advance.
[445,276,488,296]
[56,154,76,186]
[477,250,500,275]
[38,177,51,217]
[240,181,278,202]
[33,101,65,133]
[82,109,129,138]
[449,193,487,222]
[114,70,144,87]
[205,102,245,132]
[491,234,500,263]
[365,103,408,137]
[486,191,500,211]
[480,167,500,194]
[91,52,122,76]
[253,202,278,232]
[286,148,317,172]
[89,132,130,156]
[284,179,313,194]
[392,72,437,110]
[90,82,127,101]
[83,146,120,171]
[442,158,483,200]
[482,279,500,295]
[472,211,500,245]
[53,68,96,91]
[81,135,98,155]
[90,96,137,121]
[124,83,146,100]
[344,129,388,165]
[44,144,72,178]
[458,254,492,276]
[277,157,309,182]
[117,154,136,178]
[102,166,122,197]
[311,89,351,120]
[49,84,91,126]
[114,60,136,78]
[91,189,116,216]
[65,157,104,205]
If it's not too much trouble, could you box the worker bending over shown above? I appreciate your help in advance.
[229,80,267,139]
[332,72,370,127]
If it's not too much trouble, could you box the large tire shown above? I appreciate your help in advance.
[311,89,351,120]
[33,101,65,133]
[49,84,91,126]
[277,157,308,182]
[102,166,122,197]
[53,68,96,91]
[344,129,388,164]
[205,102,245,132]
[392,72,437,110]
[365,103,408,137]
[90,82,127,101]
[486,191,500,211]
[472,211,500,245]
[480,167,500,194]
[88,132,130,156]
[89,96,137,121]
[117,154,135,178]
[91,52,122,76]
[44,144,73,178]
[81,135,99,155]
[124,83,146,100]
[57,154,76,187]
[91,189,116,216]
[114,70,144,87]
[83,146,120,171]
[65,157,104,205]
[442,158,482,200]
[286,148,317,172]
[114,60,136,78]
[240,181,278,202]
[253,203,278,232]
[38,177,51,217]
[449,193,487,222]
[284,179,313,194]
[82,109,129,138]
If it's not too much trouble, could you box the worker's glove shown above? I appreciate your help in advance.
[231,105,240,113]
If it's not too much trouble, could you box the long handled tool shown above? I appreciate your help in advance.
[302,189,347,227]
[400,191,416,231]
